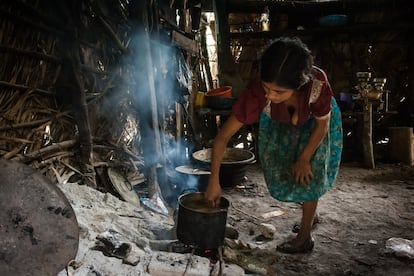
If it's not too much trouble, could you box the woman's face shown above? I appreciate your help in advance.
[261,81,295,103]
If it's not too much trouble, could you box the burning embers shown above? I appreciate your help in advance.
[168,240,223,262]
[167,240,226,276]
[171,191,229,274]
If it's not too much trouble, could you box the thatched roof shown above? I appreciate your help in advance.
[0,0,192,196]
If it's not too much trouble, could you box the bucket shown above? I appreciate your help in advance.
[195,91,207,107]
[176,192,229,249]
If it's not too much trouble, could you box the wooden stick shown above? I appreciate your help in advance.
[15,140,77,163]
[3,144,26,160]
[0,112,70,131]
[0,46,108,75]
[0,8,64,36]
[97,15,126,53]
[0,45,60,63]
[231,203,262,225]
[0,136,34,144]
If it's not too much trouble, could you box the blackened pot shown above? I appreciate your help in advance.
[219,163,248,187]
[176,192,229,249]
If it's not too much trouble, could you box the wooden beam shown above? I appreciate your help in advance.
[226,0,413,14]
[229,23,414,40]
[213,0,233,73]
[171,30,198,53]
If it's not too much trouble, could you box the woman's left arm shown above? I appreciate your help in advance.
[292,116,330,187]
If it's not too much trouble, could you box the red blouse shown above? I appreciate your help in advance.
[232,66,333,126]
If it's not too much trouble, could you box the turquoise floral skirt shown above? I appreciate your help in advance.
[258,98,343,202]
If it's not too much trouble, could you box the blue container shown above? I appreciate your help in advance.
[339,92,355,111]
[319,15,348,27]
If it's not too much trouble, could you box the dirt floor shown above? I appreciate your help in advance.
[220,162,414,276]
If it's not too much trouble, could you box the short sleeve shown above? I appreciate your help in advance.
[232,80,267,125]
[310,69,333,119]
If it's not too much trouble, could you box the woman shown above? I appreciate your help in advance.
[204,37,343,254]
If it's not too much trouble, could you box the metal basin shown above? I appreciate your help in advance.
[192,148,255,187]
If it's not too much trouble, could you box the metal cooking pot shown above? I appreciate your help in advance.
[176,192,229,249]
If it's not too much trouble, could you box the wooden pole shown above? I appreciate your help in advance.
[212,0,231,80]
[212,0,244,95]
[200,22,213,91]
[362,102,375,168]
[129,0,163,198]
[54,1,96,187]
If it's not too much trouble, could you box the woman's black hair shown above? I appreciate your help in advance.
[260,37,313,89]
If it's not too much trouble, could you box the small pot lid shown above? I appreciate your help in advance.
[175,165,210,175]
[108,168,141,206]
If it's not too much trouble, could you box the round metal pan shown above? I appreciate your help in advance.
[0,159,79,276]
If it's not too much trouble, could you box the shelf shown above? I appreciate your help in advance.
[342,111,398,116]
[229,23,414,40]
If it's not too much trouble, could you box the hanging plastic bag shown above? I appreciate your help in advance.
[140,192,169,215]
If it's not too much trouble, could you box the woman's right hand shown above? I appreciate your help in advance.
[204,179,222,207]
[203,114,244,207]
